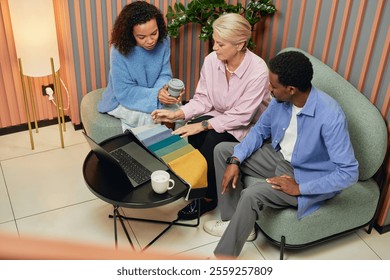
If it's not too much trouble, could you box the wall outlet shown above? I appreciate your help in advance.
[42,84,54,96]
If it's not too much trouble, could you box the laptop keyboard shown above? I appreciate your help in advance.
[111,148,152,185]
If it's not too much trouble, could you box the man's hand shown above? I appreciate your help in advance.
[221,164,240,194]
[266,175,301,196]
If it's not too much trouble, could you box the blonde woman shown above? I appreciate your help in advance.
[152,13,270,220]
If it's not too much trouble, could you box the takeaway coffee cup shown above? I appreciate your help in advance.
[167,78,184,98]
[151,170,175,194]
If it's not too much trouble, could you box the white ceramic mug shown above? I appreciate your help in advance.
[151,170,175,194]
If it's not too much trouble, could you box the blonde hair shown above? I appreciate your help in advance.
[212,13,251,51]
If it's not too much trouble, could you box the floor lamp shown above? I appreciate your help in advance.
[9,0,65,149]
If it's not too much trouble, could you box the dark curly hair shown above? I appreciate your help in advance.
[268,51,313,92]
[110,1,167,56]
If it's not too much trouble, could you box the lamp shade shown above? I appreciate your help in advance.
[8,0,60,77]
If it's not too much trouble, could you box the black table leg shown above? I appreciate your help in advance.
[113,206,118,249]
[110,205,135,250]
[109,199,201,251]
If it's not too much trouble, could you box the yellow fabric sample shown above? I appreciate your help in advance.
[167,149,208,189]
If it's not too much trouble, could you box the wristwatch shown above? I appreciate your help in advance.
[226,156,240,166]
[201,120,209,131]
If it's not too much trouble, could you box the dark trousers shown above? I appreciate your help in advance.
[188,116,238,200]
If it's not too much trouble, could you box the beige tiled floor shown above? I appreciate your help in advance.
[1,123,390,260]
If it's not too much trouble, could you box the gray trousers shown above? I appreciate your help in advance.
[213,142,298,257]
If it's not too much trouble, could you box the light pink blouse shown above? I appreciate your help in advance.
[181,50,270,141]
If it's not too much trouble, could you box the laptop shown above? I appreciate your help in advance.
[83,132,168,188]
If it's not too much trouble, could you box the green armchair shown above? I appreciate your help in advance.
[80,88,123,143]
[245,47,387,260]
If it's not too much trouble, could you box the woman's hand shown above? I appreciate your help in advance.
[158,85,184,105]
[151,109,176,123]
[172,122,205,138]
[158,85,174,104]
[176,88,185,104]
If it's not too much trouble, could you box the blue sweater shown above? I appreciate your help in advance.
[98,38,172,113]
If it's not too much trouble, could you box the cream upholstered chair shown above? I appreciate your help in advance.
[244,48,387,260]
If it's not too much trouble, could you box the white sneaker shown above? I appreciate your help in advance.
[204,220,230,237]
[247,228,257,241]
[204,220,256,241]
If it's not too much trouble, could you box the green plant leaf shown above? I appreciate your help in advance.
[174,3,180,12]
[179,3,186,12]
[166,6,174,19]
[165,0,277,51]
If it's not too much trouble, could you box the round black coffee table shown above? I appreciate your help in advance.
[82,133,199,250]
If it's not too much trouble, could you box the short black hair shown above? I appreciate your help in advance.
[268,51,313,92]
[110,1,167,55]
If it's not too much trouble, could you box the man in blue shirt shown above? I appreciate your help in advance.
[204,51,359,258]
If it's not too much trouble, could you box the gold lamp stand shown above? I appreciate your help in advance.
[50,57,65,148]
[18,57,65,149]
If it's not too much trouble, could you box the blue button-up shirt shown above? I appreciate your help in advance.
[234,86,359,219]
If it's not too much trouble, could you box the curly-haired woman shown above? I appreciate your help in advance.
[98,1,181,129]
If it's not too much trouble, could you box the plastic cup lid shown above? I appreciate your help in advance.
[169,78,184,90]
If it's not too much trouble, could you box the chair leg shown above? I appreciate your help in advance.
[367,219,375,234]
[280,236,285,260]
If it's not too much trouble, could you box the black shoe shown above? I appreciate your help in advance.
[178,199,217,220]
